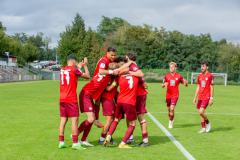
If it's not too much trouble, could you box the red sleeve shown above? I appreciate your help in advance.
[74,68,82,77]
[129,63,140,72]
[99,59,108,69]
[197,75,200,85]
[163,75,167,83]
[210,74,214,85]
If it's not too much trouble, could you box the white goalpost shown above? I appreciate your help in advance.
[191,72,228,86]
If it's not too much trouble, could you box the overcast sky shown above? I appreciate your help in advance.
[1,0,240,47]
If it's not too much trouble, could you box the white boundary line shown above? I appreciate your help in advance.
[147,112,196,160]
[150,111,240,116]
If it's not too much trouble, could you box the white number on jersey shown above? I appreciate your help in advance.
[126,76,133,89]
[96,74,106,82]
[60,69,70,85]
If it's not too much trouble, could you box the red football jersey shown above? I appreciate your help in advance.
[102,77,118,100]
[93,55,111,77]
[137,77,148,96]
[129,63,140,72]
[197,72,213,100]
[129,63,148,96]
[83,74,111,100]
[60,66,82,103]
[117,74,139,105]
[164,73,184,99]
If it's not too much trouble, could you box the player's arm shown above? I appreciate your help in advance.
[129,69,144,78]
[182,78,188,87]
[209,81,214,106]
[193,85,199,104]
[116,60,135,75]
[78,58,90,79]
[106,81,118,91]
[162,76,168,88]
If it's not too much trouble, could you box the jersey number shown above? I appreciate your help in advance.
[126,76,133,89]
[61,70,70,85]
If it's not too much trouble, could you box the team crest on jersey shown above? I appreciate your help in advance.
[176,78,178,80]
[206,78,208,81]
[170,80,176,86]
[100,63,106,69]
[89,107,93,111]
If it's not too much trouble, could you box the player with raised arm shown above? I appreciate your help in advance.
[77,47,118,147]
[58,54,90,150]
[162,62,188,129]
[193,62,214,133]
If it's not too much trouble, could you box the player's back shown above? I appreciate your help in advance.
[117,74,139,105]
[83,73,111,100]
[60,66,81,103]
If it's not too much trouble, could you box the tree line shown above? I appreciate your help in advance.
[1,13,240,79]
[0,22,56,66]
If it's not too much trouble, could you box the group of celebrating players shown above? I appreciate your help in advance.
[58,47,214,150]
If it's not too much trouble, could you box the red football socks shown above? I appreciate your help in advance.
[108,121,118,136]
[72,135,78,143]
[78,120,91,135]
[122,125,135,143]
[59,135,64,142]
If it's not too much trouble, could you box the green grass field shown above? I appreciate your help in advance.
[0,80,240,160]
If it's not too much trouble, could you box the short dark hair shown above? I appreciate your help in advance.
[107,47,116,52]
[127,52,137,61]
[114,56,127,63]
[67,54,77,61]
[201,61,209,67]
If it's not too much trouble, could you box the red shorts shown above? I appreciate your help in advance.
[59,102,79,117]
[115,103,137,121]
[102,98,116,116]
[166,97,179,107]
[197,99,209,109]
[79,90,95,113]
[136,95,147,115]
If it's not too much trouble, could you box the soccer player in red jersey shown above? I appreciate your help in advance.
[124,53,149,147]
[98,62,119,144]
[104,66,139,148]
[77,47,119,147]
[162,62,188,129]
[58,54,90,150]
[193,62,214,133]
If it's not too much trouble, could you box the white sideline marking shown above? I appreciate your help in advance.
[147,112,196,160]
[151,111,240,116]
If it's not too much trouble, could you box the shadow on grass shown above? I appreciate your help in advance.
[210,126,234,133]
[90,135,171,147]
[174,123,200,128]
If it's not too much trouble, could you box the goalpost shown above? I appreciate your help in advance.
[191,72,228,86]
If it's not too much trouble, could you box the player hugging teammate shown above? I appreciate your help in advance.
[58,47,214,150]
[58,48,148,150]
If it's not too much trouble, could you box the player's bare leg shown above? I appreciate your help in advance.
[104,118,119,146]
[94,101,104,128]
[78,112,95,147]
[168,105,175,128]
[71,117,86,150]
[119,120,136,149]
[58,117,68,148]
[198,108,210,133]
[137,114,149,147]
[99,115,113,144]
